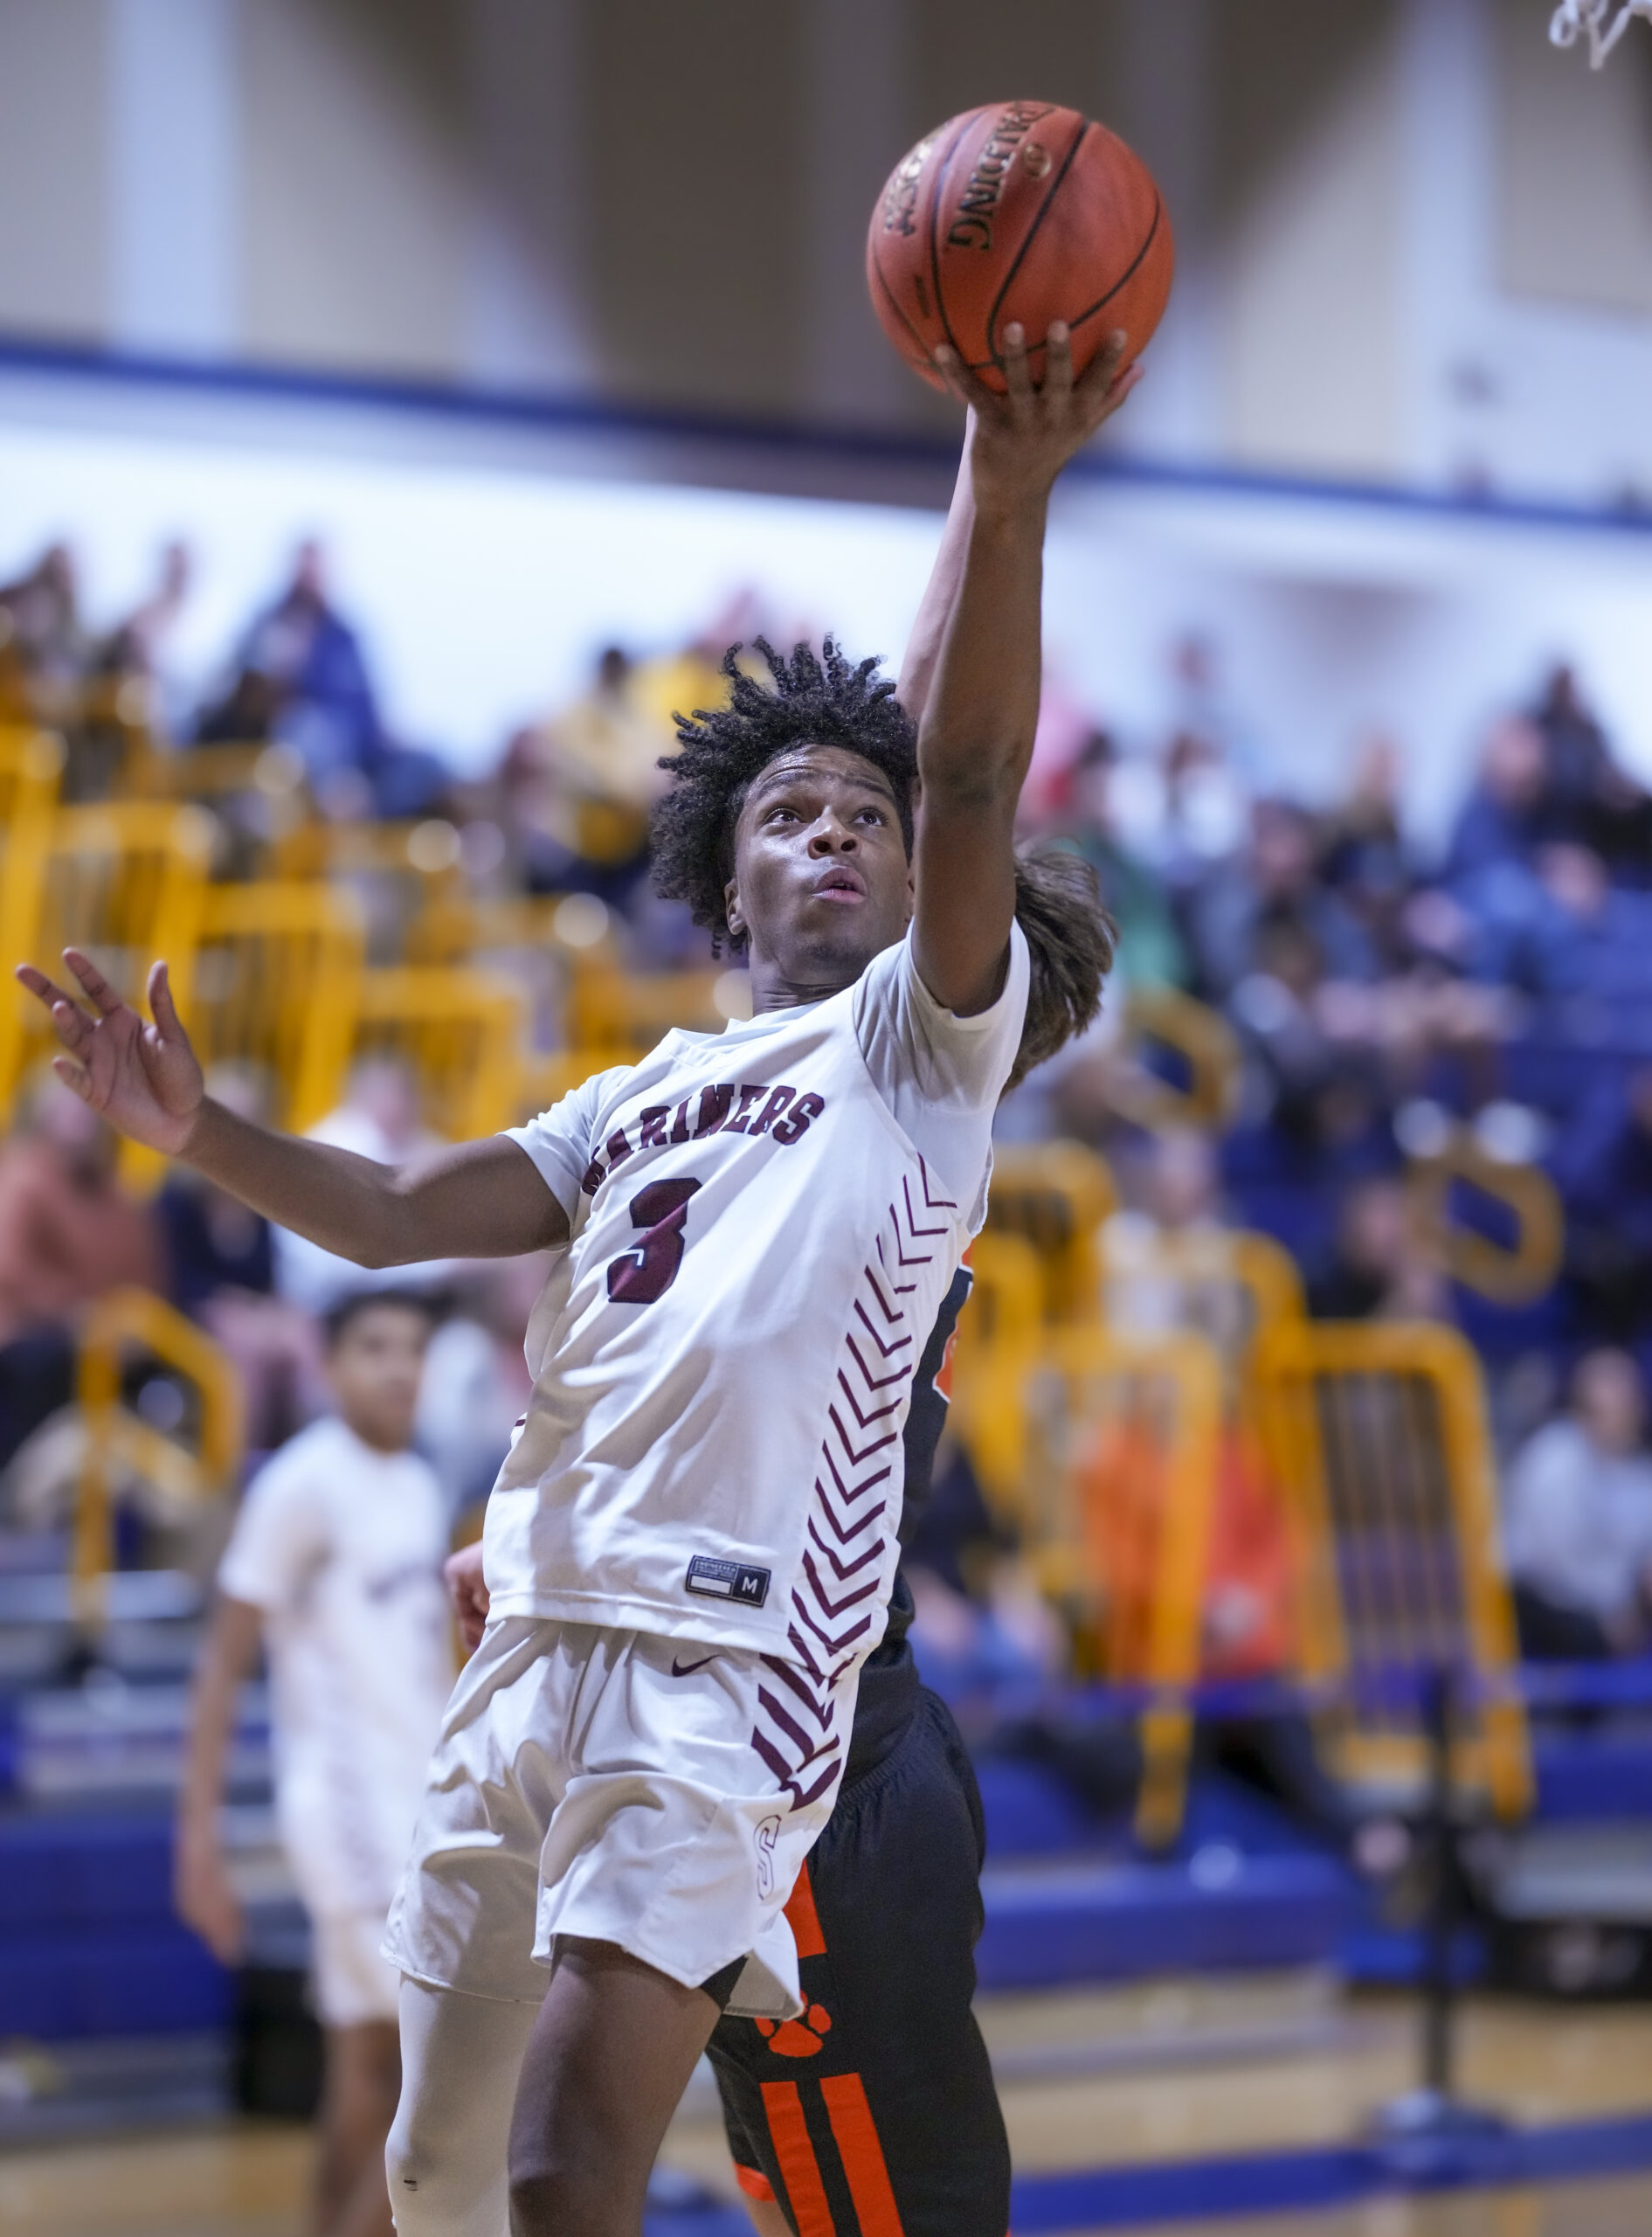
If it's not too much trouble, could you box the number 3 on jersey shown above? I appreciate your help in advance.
[608,1179,702,1305]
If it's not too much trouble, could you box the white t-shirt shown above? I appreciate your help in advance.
[1503,1418,1652,1623]
[490,925,1029,1658]
[218,1416,454,1920]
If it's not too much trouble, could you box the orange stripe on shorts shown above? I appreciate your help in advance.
[735,2162,777,2203]
[820,2072,904,2237]
[760,2080,836,2237]
[784,1859,828,1958]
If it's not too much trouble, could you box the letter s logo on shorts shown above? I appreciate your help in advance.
[754,1814,782,1901]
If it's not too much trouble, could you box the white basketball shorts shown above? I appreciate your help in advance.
[382,1617,859,2021]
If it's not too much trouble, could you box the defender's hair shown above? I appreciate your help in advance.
[652,637,1114,1088]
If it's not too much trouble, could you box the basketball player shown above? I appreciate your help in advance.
[439,774,1116,2237]
[178,1289,451,2237]
[19,316,1138,2237]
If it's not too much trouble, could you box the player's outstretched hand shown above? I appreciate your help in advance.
[15,951,204,1155]
[445,1541,491,1655]
[931,321,1141,506]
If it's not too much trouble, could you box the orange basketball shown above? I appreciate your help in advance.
[866,100,1173,394]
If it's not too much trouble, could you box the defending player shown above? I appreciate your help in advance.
[19,318,1138,2237]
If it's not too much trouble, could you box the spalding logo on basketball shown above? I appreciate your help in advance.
[866,100,1174,392]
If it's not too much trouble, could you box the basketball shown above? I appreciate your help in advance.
[866,100,1174,393]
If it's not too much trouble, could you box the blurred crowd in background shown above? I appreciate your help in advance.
[7,530,1652,1788]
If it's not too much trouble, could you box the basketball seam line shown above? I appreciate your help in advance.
[983,114,1093,366]
[971,190,1165,368]
[869,255,936,376]
[926,107,984,369]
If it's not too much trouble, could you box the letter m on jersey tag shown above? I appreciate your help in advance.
[685,1555,771,1609]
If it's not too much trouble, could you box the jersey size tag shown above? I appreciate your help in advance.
[685,1555,771,1610]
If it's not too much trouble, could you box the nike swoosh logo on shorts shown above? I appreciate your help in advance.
[671,1652,717,1677]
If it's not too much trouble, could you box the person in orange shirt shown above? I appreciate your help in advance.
[0,1071,160,1468]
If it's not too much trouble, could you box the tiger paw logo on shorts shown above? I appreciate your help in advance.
[755,2002,833,2058]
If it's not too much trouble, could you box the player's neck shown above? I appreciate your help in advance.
[746,955,861,1014]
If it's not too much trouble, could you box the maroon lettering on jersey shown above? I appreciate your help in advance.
[637,1105,669,1147]
[693,1084,735,1137]
[771,1091,825,1146]
[605,1126,634,1168]
[580,1155,606,1195]
[747,1085,795,1138]
[669,1098,693,1145]
[722,1083,767,1135]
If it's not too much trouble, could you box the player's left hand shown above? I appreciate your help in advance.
[931,322,1142,507]
[445,1540,490,1654]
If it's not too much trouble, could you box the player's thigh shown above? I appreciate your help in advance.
[507,1936,722,2231]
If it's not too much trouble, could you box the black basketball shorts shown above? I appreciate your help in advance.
[706,1668,1011,2237]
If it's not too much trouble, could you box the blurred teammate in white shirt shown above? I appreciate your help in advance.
[176,1290,451,2237]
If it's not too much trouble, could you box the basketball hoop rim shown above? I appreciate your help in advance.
[1550,0,1652,68]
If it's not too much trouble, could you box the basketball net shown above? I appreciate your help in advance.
[1550,0,1652,66]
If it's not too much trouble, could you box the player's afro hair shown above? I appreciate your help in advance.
[650,636,1116,1090]
[651,637,917,955]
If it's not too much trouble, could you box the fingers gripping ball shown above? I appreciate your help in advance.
[867,100,1173,391]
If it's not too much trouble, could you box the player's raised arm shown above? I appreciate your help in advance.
[912,322,1140,1015]
[17,949,570,1262]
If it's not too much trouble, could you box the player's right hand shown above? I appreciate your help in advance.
[175,1826,245,1964]
[16,950,204,1156]
[445,1541,490,1654]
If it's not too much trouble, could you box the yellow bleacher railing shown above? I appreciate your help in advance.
[0,727,66,1126]
[1102,986,1242,1134]
[354,965,528,1142]
[192,882,366,1133]
[5,801,215,1188]
[983,1139,1117,1322]
[1407,1132,1564,1307]
[72,1288,245,1634]
[1255,1317,1531,1821]
[566,959,732,1061]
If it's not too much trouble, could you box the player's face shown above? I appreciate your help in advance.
[327,1303,431,1452]
[725,746,913,997]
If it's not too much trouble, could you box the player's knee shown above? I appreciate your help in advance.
[508,2161,626,2237]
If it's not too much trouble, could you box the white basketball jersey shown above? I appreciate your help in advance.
[487,925,1028,1662]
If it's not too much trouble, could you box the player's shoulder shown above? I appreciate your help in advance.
[245,1415,356,1503]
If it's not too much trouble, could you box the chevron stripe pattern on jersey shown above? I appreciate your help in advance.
[751,1160,959,1815]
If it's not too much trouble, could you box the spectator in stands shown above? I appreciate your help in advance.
[1443,717,1548,884]
[159,1071,325,1452]
[0,542,88,709]
[1503,1348,1652,1661]
[1529,662,1652,874]
[99,539,191,689]
[501,643,673,905]
[1551,1064,1652,1346]
[177,1290,451,2237]
[199,540,445,819]
[271,1057,457,1319]
[1189,798,1375,1008]
[0,1073,161,1470]
[1307,1174,1451,1323]
[1059,731,1188,990]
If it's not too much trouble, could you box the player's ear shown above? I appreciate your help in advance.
[723,874,745,944]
